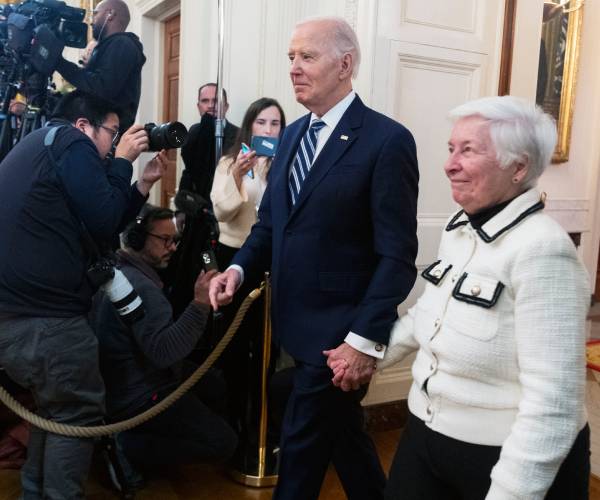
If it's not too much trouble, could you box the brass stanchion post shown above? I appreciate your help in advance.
[230,272,278,487]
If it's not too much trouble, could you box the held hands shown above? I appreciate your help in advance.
[232,149,258,191]
[115,124,149,163]
[193,270,219,306]
[137,149,168,196]
[323,342,378,392]
[208,268,242,310]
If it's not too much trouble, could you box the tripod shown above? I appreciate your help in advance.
[0,66,53,162]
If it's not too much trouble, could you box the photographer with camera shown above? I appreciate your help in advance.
[92,204,237,492]
[0,89,166,499]
[55,0,145,132]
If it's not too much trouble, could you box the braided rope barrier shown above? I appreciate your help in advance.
[0,286,262,438]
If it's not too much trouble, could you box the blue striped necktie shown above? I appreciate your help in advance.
[289,119,326,205]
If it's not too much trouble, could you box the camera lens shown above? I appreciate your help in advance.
[144,121,188,151]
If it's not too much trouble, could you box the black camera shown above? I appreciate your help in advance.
[87,257,144,324]
[144,121,188,152]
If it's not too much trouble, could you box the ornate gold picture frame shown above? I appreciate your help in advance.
[499,0,584,163]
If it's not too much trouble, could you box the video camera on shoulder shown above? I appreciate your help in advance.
[6,0,88,75]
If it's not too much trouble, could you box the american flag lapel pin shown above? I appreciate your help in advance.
[340,134,349,141]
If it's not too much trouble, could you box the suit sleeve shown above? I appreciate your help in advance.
[229,169,274,282]
[350,125,419,344]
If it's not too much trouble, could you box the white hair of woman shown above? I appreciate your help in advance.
[296,16,361,78]
[449,95,557,188]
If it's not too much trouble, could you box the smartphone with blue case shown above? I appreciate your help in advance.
[251,135,279,157]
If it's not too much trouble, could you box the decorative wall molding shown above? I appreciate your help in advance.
[401,0,477,34]
[134,0,179,18]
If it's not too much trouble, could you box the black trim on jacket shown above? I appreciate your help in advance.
[445,200,545,243]
[452,272,505,308]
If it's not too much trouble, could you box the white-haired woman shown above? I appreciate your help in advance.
[342,96,589,499]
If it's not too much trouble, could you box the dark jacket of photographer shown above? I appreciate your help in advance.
[92,250,210,420]
[0,123,146,317]
[57,33,146,131]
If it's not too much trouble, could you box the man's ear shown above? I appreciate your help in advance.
[339,52,353,80]
[74,117,90,134]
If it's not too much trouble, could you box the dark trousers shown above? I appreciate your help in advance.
[274,362,385,500]
[385,413,590,500]
[0,315,105,500]
[117,374,237,468]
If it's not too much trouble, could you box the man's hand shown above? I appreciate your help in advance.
[323,342,377,392]
[209,268,241,310]
[137,150,168,196]
[115,124,149,163]
[193,269,219,306]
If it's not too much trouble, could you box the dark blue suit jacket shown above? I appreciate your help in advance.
[233,96,418,365]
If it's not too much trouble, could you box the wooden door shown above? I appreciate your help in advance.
[161,14,180,208]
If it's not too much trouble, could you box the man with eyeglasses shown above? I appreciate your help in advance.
[0,90,167,499]
[91,204,237,492]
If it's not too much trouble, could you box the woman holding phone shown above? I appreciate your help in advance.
[210,97,286,268]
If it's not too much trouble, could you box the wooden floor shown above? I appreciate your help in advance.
[0,428,598,499]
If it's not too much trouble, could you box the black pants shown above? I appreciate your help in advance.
[385,413,590,500]
[118,390,237,468]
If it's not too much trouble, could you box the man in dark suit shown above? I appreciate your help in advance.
[179,84,239,200]
[209,16,418,500]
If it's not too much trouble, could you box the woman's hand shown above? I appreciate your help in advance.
[231,149,258,191]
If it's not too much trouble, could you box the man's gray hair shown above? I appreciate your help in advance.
[449,96,557,188]
[297,16,361,78]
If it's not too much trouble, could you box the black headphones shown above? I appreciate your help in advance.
[124,215,148,251]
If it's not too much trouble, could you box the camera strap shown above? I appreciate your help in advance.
[44,125,104,263]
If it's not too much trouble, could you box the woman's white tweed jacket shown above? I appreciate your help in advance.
[380,188,590,500]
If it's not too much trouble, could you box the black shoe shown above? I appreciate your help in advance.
[101,436,145,496]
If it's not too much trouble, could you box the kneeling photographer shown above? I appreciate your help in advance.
[92,204,237,492]
[0,89,166,499]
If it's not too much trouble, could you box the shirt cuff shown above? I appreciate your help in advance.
[344,332,387,359]
[226,264,244,286]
